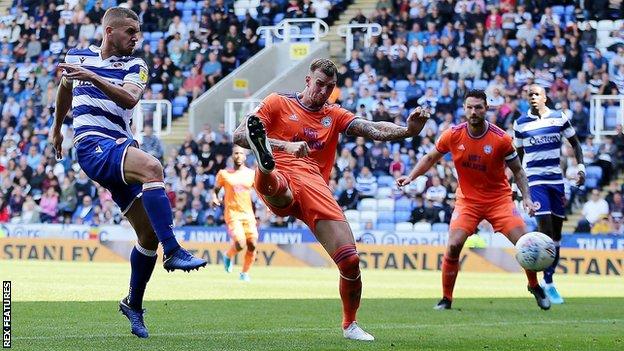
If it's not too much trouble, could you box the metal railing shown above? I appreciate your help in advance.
[336,23,382,60]
[133,99,172,137]
[224,98,263,136]
[256,18,329,47]
[589,95,624,142]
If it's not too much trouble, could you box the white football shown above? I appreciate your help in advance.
[515,232,556,271]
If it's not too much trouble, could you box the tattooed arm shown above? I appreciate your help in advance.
[233,116,310,157]
[345,107,430,141]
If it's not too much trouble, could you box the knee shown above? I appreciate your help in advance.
[447,242,464,258]
[234,241,244,251]
[336,253,360,278]
[246,241,256,252]
[143,158,164,182]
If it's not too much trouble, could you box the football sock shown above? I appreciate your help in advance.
[525,269,539,288]
[543,242,560,284]
[242,249,256,273]
[254,169,288,197]
[332,244,361,329]
[442,255,460,301]
[226,244,238,258]
[128,244,157,310]
[142,181,180,256]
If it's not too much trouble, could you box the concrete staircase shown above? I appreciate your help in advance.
[324,0,379,64]
[160,114,190,147]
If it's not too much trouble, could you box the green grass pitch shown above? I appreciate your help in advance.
[4,260,624,350]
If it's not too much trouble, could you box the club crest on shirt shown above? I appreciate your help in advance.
[321,116,332,128]
[79,57,86,64]
[483,145,493,154]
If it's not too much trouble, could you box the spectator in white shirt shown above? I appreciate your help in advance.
[582,190,610,225]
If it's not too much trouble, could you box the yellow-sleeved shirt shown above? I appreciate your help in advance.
[215,166,256,223]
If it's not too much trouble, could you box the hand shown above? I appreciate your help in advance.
[283,141,310,158]
[58,63,96,82]
[523,198,536,217]
[576,171,585,187]
[406,106,430,136]
[396,175,413,187]
[52,129,64,160]
[210,196,221,208]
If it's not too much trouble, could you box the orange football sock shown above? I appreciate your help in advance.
[226,245,238,259]
[332,244,361,329]
[525,269,539,288]
[242,249,256,273]
[442,255,460,301]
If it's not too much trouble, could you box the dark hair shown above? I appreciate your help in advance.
[102,7,139,26]
[310,58,337,78]
[464,89,487,104]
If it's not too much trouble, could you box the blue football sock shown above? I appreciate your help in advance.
[128,245,157,310]
[543,243,560,284]
[141,183,180,256]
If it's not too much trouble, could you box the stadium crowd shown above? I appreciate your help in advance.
[0,0,623,234]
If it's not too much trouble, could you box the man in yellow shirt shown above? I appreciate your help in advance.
[211,145,258,281]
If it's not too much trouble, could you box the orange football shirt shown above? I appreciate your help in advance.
[254,92,356,183]
[215,166,256,223]
[435,122,518,204]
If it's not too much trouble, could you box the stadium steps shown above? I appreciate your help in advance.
[160,113,190,146]
[324,0,379,63]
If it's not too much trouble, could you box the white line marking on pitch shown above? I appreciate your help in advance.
[14,319,622,341]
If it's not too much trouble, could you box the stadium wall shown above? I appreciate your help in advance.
[1,225,623,276]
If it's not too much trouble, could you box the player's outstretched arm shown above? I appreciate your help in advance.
[507,156,536,216]
[396,148,444,187]
[52,77,73,159]
[346,107,430,141]
[58,63,143,110]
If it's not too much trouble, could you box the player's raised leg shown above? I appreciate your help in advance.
[315,220,374,341]
[123,147,206,271]
[118,198,159,338]
[507,227,551,310]
[435,228,470,310]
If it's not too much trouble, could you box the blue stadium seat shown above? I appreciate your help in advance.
[394,211,411,222]
[183,1,196,10]
[552,6,565,17]
[176,1,185,10]
[584,166,603,189]
[377,222,395,231]
[274,13,285,24]
[464,80,473,89]
[605,106,620,129]
[183,10,194,22]
[142,32,151,41]
[472,79,488,90]
[377,175,395,187]
[151,84,163,93]
[173,96,189,108]
[565,5,575,16]
[377,211,395,223]
[426,80,440,91]
[394,80,409,91]
[416,80,426,90]
[432,223,449,232]
[395,198,412,211]
[508,39,519,48]
[150,31,164,40]
[173,105,185,117]
[542,38,553,48]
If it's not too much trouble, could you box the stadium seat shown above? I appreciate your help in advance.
[552,6,565,18]
[508,39,519,48]
[344,210,360,222]
[432,223,449,232]
[183,1,196,10]
[416,80,426,90]
[150,31,164,40]
[377,175,395,187]
[426,80,440,91]
[605,106,620,129]
[377,211,395,223]
[394,211,411,222]
[176,1,184,10]
[142,32,151,41]
[151,84,163,93]
[173,105,185,117]
[377,198,395,211]
[565,5,575,16]
[584,166,602,189]
[377,222,395,231]
[473,79,488,90]
[464,80,473,89]
[413,222,432,232]
[395,222,413,231]
[358,198,377,211]
[395,198,412,211]
[542,38,553,48]
[274,13,285,24]
[394,80,409,92]
[360,211,378,224]
[376,187,393,199]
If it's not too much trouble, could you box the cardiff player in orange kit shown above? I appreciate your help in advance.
[211,145,258,282]
[397,90,551,311]
[233,58,430,341]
